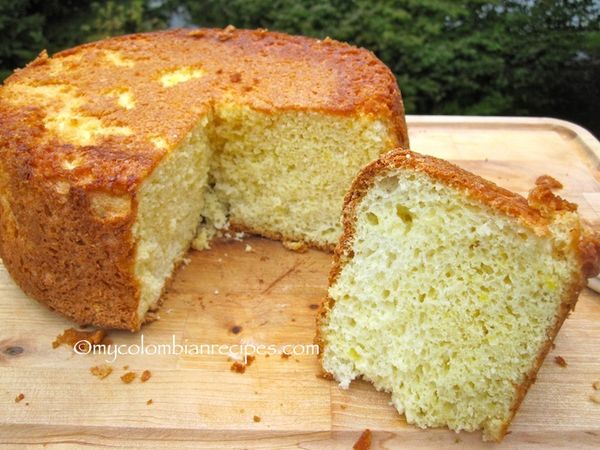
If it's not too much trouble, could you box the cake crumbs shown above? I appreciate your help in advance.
[231,356,255,373]
[244,244,254,252]
[353,429,372,450]
[282,240,308,253]
[123,365,129,370]
[231,325,242,334]
[52,328,106,351]
[146,399,153,406]
[15,393,24,403]
[253,415,261,423]
[309,303,319,310]
[554,356,568,368]
[281,352,291,360]
[593,381,600,390]
[214,289,220,295]
[231,361,246,374]
[141,370,152,383]
[90,365,113,380]
[590,392,600,404]
[121,372,136,384]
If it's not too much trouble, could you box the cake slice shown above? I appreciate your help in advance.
[317,149,600,441]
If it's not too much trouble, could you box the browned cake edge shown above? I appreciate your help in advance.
[0,157,142,331]
[315,148,600,441]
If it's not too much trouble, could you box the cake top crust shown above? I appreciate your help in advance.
[0,27,406,193]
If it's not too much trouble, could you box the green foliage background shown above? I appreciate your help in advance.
[0,0,598,135]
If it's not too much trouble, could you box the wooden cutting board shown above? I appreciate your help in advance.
[1,116,600,449]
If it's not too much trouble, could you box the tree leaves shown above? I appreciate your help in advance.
[0,0,597,135]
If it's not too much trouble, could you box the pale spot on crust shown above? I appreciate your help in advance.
[47,112,133,146]
[53,181,71,196]
[159,66,205,87]
[150,136,168,149]
[90,192,132,221]
[107,88,135,110]
[48,53,84,76]
[104,50,135,68]
[3,83,133,146]
[118,91,135,109]
[62,156,84,171]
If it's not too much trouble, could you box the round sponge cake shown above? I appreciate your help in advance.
[0,27,408,330]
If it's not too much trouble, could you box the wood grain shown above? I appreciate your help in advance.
[1,116,600,449]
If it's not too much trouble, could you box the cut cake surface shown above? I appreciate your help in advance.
[317,149,600,441]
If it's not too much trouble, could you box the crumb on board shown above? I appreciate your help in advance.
[590,392,600,404]
[281,352,291,360]
[554,356,568,368]
[253,415,261,423]
[230,355,255,373]
[141,370,152,383]
[593,381,600,390]
[214,289,220,295]
[282,240,308,253]
[317,372,334,380]
[144,311,160,322]
[353,428,372,450]
[121,372,136,384]
[535,175,563,189]
[146,399,153,406]
[245,244,253,252]
[123,365,129,370]
[231,361,246,373]
[90,365,113,380]
[52,328,106,350]
[230,325,242,334]
[15,393,24,403]
[309,303,319,310]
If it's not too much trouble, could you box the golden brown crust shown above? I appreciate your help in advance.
[0,27,408,193]
[316,148,600,441]
[0,157,141,330]
[0,27,408,330]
